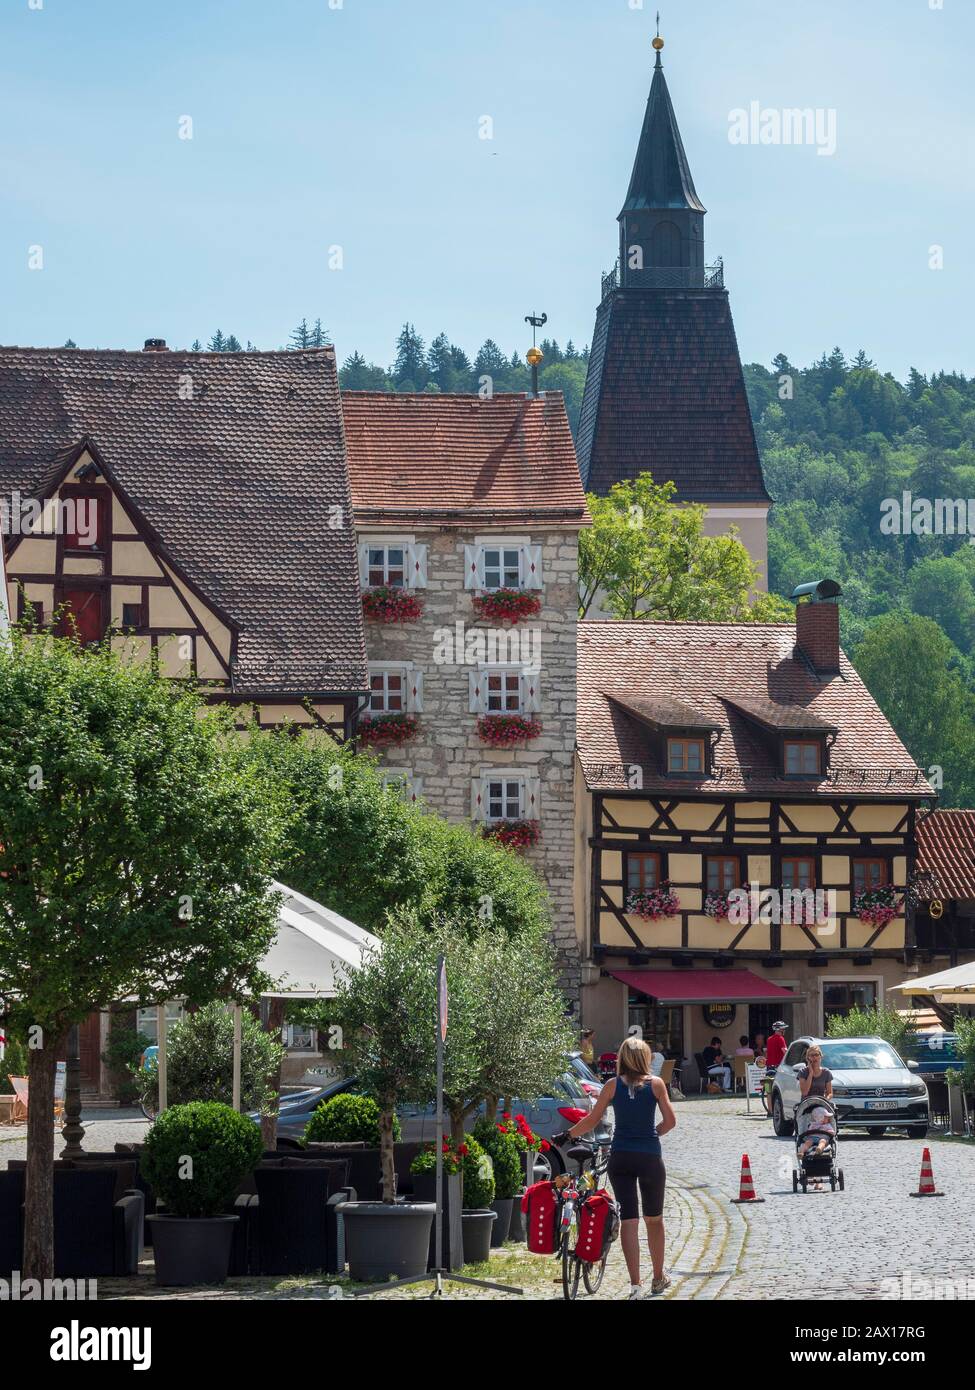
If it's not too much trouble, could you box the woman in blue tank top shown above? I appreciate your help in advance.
[566,1036,676,1298]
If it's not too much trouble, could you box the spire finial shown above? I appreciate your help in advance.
[652,11,664,65]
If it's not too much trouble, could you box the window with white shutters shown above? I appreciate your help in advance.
[465,537,543,592]
[471,771,541,823]
[359,536,427,589]
[368,663,422,713]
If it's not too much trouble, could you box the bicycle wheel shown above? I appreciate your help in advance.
[583,1253,608,1294]
[560,1212,581,1300]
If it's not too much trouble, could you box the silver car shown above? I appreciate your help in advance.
[770,1036,930,1138]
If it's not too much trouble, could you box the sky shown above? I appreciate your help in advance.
[1,0,971,380]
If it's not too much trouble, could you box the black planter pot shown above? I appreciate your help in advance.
[412,1171,464,1271]
[508,1191,527,1242]
[461,1209,497,1264]
[337,1201,435,1281]
[489,1197,514,1246]
[147,1214,238,1287]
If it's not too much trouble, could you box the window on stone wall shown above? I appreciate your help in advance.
[486,670,522,712]
[367,545,406,588]
[369,670,404,713]
[482,547,522,590]
[486,777,525,821]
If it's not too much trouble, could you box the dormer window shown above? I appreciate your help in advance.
[668,737,704,774]
[784,740,821,775]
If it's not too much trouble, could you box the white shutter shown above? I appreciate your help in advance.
[410,668,423,713]
[524,775,541,820]
[470,776,486,821]
[464,544,480,591]
[408,543,428,589]
[469,669,486,713]
[523,543,543,590]
[521,670,540,713]
[357,543,370,590]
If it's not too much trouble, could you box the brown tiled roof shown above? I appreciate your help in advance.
[917,810,975,900]
[0,346,367,695]
[343,391,589,524]
[722,694,838,735]
[607,692,718,732]
[577,620,932,797]
[577,290,771,502]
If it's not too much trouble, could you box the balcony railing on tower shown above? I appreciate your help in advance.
[601,256,724,299]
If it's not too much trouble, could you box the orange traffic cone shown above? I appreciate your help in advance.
[731,1153,765,1204]
[908,1146,945,1197]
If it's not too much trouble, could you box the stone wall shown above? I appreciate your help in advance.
[358,525,581,1004]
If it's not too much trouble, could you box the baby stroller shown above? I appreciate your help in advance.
[792,1095,844,1193]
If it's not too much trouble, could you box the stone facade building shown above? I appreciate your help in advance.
[343,390,589,992]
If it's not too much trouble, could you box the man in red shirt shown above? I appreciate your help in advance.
[765,1022,789,1070]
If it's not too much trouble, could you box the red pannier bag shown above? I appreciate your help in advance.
[521,1180,560,1254]
[575,1189,620,1263]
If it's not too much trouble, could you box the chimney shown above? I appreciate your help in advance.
[792,580,842,675]
[143,338,169,352]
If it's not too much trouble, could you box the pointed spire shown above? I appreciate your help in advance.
[620,28,705,216]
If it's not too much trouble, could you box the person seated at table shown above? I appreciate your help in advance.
[649,1044,666,1077]
[701,1037,732,1092]
[734,1035,754,1057]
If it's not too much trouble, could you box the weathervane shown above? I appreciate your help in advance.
[524,311,547,396]
[653,11,664,60]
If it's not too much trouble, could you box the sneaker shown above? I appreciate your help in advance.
[627,1284,644,1300]
[651,1274,672,1296]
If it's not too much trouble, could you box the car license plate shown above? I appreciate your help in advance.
[864,1100,898,1110]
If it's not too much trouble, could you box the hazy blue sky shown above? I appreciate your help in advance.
[1,0,971,379]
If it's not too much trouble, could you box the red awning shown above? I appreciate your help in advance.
[609,969,794,1006]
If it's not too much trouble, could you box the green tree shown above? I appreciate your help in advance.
[0,629,286,1278]
[852,612,975,805]
[339,351,391,391]
[579,474,790,621]
[137,1002,284,1114]
[393,323,428,391]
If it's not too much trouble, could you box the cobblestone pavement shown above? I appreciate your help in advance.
[5,1100,973,1301]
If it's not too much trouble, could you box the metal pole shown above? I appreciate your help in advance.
[232,1004,242,1112]
[156,1003,168,1114]
[434,954,445,1292]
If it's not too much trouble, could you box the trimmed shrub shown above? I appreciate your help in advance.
[461,1135,495,1210]
[303,1092,401,1147]
[472,1117,522,1199]
[141,1101,262,1218]
[136,1002,283,1114]
[102,1016,153,1106]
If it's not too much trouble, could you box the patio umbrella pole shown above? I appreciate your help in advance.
[232,1004,242,1111]
[156,1004,168,1114]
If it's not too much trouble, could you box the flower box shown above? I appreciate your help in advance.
[472,589,541,624]
[483,819,540,851]
[358,713,418,746]
[476,714,542,747]
[704,890,736,922]
[626,881,681,920]
[853,885,902,926]
[362,586,423,623]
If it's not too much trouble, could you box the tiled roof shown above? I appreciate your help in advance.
[722,694,838,735]
[917,810,975,900]
[607,692,718,732]
[343,391,589,524]
[0,346,367,695]
[577,290,771,502]
[577,620,932,798]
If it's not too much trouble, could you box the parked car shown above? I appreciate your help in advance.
[770,1036,930,1138]
[262,1069,609,1176]
[567,1051,603,1100]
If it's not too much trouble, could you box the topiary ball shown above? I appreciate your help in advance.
[140,1101,262,1218]
[303,1092,401,1147]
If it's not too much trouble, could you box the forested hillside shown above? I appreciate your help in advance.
[746,350,975,806]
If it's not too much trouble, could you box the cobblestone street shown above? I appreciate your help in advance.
[4,1098,973,1301]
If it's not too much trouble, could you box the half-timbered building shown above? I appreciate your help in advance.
[574,588,937,1075]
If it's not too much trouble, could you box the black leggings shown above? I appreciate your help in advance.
[607,1151,666,1221]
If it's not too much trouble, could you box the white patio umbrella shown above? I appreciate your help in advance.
[153,881,381,1113]
[888,960,975,1001]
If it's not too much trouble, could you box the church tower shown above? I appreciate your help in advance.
[577,29,771,582]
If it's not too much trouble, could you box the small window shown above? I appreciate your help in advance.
[853,859,888,893]
[626,852,660,893]
[63,494,102,551]
[668,738,705,774]
[785,740,821,775]
[369,671,404,713]
[482,547,521,591]
[707,856,739,892]
[367,546,406,588]
[486,670,522,713]
[121,602,143,629]
[781,857,816,890]
[487,778,524,822]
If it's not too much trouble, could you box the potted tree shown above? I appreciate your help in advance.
[142,1101,263,1286]
[459,1135,496,1264]
[472,1117,522,1245]
[332,919,437,1281]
